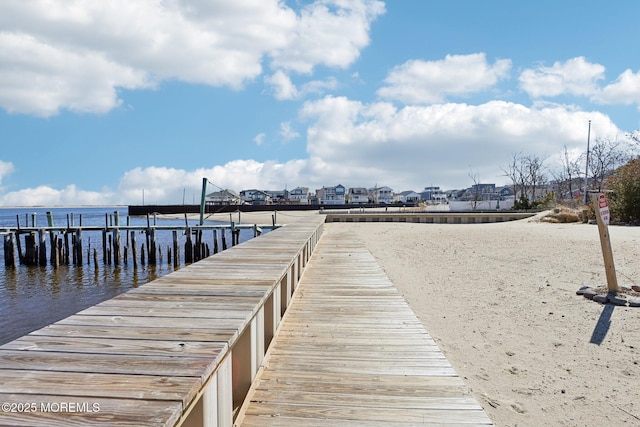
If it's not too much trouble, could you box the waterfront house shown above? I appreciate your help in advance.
[316,184,346,205]
[289,187,310,204]
[239,189,272,205]
[205,189,240,205]
[347,187,370,204]
[394,190,421,204]
[369,186,394,204]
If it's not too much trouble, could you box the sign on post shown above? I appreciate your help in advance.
[593,193,618,291]
[598,193,610,226]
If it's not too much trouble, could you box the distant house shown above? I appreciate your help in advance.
[420,186,447,203]
[289,187,310,204]
[266,189,289,204]
[394,190,421,204]
[347,187,370,204]
[316,184,346,205]
[206,189,240,205]
[369,186,394,204]
[239,189,272,205]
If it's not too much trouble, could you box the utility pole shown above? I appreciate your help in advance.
[583,120,592,205]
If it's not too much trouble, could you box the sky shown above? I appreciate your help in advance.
[1,0,639,206]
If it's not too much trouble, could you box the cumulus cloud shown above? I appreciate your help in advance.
[299,95,622,189]
[595,69,640,105]
[377,53,511,104]
[519,56,605,98]
[0,0,384,116]
[0,92,625,206]
[0,185,110,207]
[269,0,386,74]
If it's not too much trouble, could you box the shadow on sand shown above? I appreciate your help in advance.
[590,303,615,345]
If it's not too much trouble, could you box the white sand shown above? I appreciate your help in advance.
[348,218,640,427]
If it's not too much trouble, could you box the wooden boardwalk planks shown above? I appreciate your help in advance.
[0,215,325,426]
[237,226,493,426]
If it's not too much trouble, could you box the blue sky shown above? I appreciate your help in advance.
[1,0,639,206]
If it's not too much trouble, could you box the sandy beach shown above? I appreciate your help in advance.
[348,216,640,427]
[187,209,640,425]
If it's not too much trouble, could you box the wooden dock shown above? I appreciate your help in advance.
[0,215,324,426]
[236,225,493,426]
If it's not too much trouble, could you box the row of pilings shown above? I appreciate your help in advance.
[2,211,266,269]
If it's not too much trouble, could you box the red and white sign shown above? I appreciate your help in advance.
[598,193,610,225]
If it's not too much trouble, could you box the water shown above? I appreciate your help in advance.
[0,206,258,344]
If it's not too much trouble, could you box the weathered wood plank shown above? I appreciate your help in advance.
[0,393,181,427]
[0,349,218,380]
[0,370,199,407]
[238,226,493,426]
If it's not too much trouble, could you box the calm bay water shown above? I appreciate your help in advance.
[0,206,257,344]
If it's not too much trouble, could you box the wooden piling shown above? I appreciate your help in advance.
[213,229,219,254]
[172,230,179,268]
[185,228,193,264]
[24,233,37,265]
[63,231,70,265]
[38,229,47,266]
[76,229,83,265]
[221,229,227,250]
[131,231,138,268]
[113,228,121,265]
[4,233,16,268]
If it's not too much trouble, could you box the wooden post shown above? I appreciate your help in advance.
[172,230,179,268]
[221,229,227,250]
[102,229,107,265]
[148,228,157,265]
[63,231,70,265]
[76,229,83,265]
[213,229,219,254]
[593,194,618,291]
[25,233,37,265]
[49,231,57,267]
[4,233,16,268]
[113,228,121,265]
[38,229,47,266]
[185,228,193,264]
[131,231,138,268]
[93,248,98,270]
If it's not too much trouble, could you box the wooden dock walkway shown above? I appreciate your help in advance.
[237,225,493,426]
[0,215,325,426]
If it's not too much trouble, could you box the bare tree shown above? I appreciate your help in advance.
[468,170,481,210]
[502,153,547,203]
[551,145,582,200]
[586,138,629,193]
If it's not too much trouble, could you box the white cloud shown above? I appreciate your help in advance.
[0,185,110,207]
[265,71,299,100]
[299,95,622,189]
[0,0,384,116]
[279,121,300,142]
[595,69,640,105]
[254,133,266,146]
[0,160,15,187]
[265,71,338,100]
[519,56,605,98]
[269,0,386,74]
[377,53,512,104]
[0,95,625,206]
